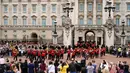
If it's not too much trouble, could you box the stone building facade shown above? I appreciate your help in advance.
[0,0,130,47]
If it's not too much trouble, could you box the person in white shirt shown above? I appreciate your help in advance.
[87,62,94,73]
[47,61,55,73]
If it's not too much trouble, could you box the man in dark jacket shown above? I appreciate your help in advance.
[69,59,77,73]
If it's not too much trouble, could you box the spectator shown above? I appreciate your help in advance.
[60,61,69,73]
[54,59,59,73]
[4,66,14,73]
[69,59,77,73]
[123,61,129,73]
[47,61,55,73]
[28,60,35,73]
[86,62,94,73]
[40,60,46,73]
[101,65,110,73]
[75,61,81,73]
[92,60,97,73]
[21,60,28,73]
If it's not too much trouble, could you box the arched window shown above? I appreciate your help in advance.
[114,15,120,25]
[79,15,84,25]
[32,15,37,25]
[126,15,130,26]
[13,16,17,25]
[41,15,46,26]
[3,16,8,25]
[87,16,93,25]
[51,15,57,25]
[22,16,27,25]
[97,15,102,25]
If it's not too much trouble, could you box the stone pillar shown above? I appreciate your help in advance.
[63,17,73,47]
[104,18,115,48]
[63,28,72,47]
[52,34,58,44]
[105,28,114,48]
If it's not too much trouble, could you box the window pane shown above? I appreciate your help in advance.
[32,5,36,12]
[42,19,46,26]
[79,3,84,12]
[32,19,36,25]
[97,18,101,25]
[116,18,120,25]
[52,4,56,13]
[23,5,26,13]
[128,18,130,26]
[97,4,101,11]
[4,5,8,13]
[88,3,92,11]
[4,19,8,25]
[13,5,17,13]
[88,18,92,25]
[127,4,130,11]
[79,18,84,25]
[115,3,120,11]
[42,5,46,12]
[23,19,26,25]
[13,18,17,25]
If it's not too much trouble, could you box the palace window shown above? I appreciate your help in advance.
[3,16,8,25]
[23,4,27,13]
[127,3,130,11]
[115,3,120,11]
[13,5,17,13]
[23,16,27,25]
[32,18,36,25]
[79,3,84,12]
[115,15,120,25]
[97,16,102,25]
[52,4,56,13]
[97,3,101,11]
[32,4,36,13]
[4,5,8,13]
[127,18,130,26]
[126,15,130,26]
[88,3,92,11]
[88,18,93,25]
[79,18,84,25]
[52,19,56,25]
[13,16,17,25]
[42,4,46,13]
[42,19,46,26]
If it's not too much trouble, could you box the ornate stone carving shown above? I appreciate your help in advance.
[104,17,115,38]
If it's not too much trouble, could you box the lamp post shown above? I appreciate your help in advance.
[104,1,115,18]
[52,21,58,44]
[121,20,126,47]
[63,2,73,17]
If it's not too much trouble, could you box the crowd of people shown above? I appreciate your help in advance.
[0,41,129,73]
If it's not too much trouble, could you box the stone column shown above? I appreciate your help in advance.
[104,18,114,48]
[52,34,58,44]
[84,0,87,24]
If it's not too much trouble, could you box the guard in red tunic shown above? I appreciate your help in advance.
[67,48,71,60]
[37,48,41,60]
[60,47,64,59]
[50,48,55,60]
[32,49,37,60]
[41,50,46,60]
[71,50,75,59]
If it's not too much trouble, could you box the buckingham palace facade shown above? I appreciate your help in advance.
[0,0,130,47]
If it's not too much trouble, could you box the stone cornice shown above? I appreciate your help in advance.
[0,25,63,30]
